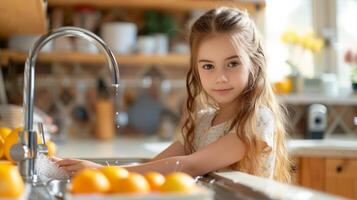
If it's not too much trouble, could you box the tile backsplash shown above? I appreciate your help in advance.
[4,63,187,140]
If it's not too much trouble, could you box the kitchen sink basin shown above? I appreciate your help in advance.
[75,158,273,200]
[43,158,272,200]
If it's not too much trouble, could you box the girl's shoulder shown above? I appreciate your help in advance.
[257,106,275,147]
[257,106,274,125]
[195,107,217,122]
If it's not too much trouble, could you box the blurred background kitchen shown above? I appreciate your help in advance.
[0,0,357,199]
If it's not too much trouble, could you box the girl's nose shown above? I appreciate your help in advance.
[215,71,229,83]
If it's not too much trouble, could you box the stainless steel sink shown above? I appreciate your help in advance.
[43,157,274,200]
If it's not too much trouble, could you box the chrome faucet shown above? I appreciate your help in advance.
[10,27,120,198]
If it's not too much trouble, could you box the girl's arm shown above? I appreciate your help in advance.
[55,108,188,175]
[54,140,186,175]
[123,132,245,176]
[151,140,186,161]
[55,132,244,177]
[151,105,188,162]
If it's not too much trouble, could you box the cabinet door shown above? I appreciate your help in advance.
[300,157,326,191]
[325,158,357,199]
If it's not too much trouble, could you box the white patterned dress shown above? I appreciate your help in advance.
[176,106,275,178]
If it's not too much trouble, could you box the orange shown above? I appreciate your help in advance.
[145,172,165,191]
[0,127,12,140]
[273,78,292,95]
[0,164,25,198]
[113,172,150,194]
[100,166,129,193]
[46,140,56,157]
[160,172,196,193]
[0,160,13,165]
[0,137,4,159]
[71,169,110,194]
[3,128,23,162]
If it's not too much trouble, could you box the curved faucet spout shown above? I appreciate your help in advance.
[24,26,120,132]
[20,26,120,182]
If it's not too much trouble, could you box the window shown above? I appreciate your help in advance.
[337,0,357,89]
[264,0,313,82]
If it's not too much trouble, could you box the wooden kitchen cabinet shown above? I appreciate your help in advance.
[325,159,357,199]
[300,157,326,191]
[0,0,47,38]
[294,156,357,199]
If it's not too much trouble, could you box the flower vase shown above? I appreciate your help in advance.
[287,74,303,94]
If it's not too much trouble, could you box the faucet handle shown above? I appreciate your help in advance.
[37,122,46,145]
[37,122,48,155]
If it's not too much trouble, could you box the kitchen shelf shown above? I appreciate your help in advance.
[0,49,189,67]
[278,94,357,105]
[48,0,265,13]
[0,0,47,39]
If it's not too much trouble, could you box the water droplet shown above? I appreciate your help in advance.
[194,176,203,183]
[112,84,120,96]
[116,125,120,129]
[115,112,119,115]
[209,179,216,184]
[174,161,180,172]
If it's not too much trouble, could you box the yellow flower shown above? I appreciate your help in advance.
[311,38,324,53]
[298,32,324,52]
[281,30,299,44]
[299,33,314,50]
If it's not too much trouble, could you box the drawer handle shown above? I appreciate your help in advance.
[336,166,343,173]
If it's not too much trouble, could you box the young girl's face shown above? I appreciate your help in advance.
[197,34,250,106]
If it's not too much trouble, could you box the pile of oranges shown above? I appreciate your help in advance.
[71,166,198,195]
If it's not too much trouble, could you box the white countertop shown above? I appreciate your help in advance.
[278,94,357,105]
[56,136,171,159]
[288,138,357,158]
[56,136,357,159]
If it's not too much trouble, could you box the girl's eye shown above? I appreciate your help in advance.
[202,64,214,70]
[227,61,240,68]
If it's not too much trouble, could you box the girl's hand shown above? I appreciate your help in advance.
[54,158,102,176]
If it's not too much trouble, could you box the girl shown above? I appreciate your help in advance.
[55,7,291,183]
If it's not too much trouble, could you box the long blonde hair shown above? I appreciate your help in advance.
[182,7,291,183]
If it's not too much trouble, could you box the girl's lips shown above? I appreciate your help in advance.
[212,88,233,94]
